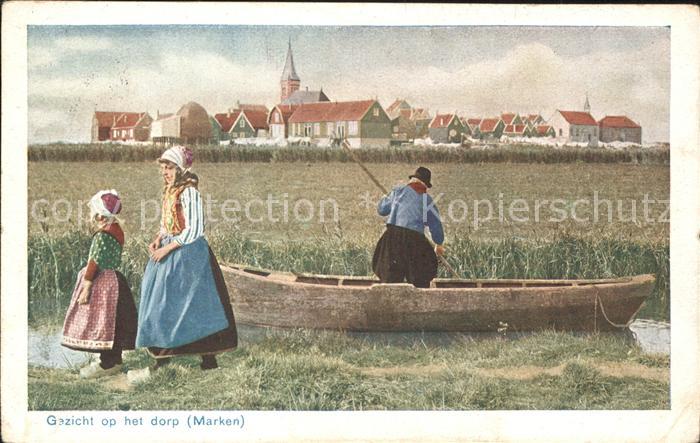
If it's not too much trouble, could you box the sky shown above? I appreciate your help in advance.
[27,25,670,143]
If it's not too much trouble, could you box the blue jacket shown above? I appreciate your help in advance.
[377,184,444,245]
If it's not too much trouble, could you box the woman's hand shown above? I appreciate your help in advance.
[148,235,162,254]
[151,242,180,263]
[78,281,92,304]
[435,245,446,257]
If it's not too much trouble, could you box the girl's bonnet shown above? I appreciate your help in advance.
[159,145,194,172]
[88,189,122,219]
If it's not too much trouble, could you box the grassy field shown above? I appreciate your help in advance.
[28,162,670,242]
[28,328,669,410]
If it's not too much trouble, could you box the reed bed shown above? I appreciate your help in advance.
[28,230,669,326]
[28,143,670,164]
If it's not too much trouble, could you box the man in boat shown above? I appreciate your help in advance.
[372,166,445,288]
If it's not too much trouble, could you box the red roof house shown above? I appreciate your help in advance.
[214,111,242,133]
[286,99,391,147]
[500,113,523,126]
[536,125,556,137]
[386,99,411,118]
[598,115,641,129]
[549,110,599,145]
[428,113,466,143]
[598,115,642,143]
[477,118,506,139]
[103,112,152,142]
[503,124,528,137]
[267,104,300,138]
[92,111,151,142]
[429,114,457,129]
[241,110,270,131]
[558,111,597,126]
[227,109,269,138]
[526,114,545,125]
[289,100,378,124]
[92,112,122,141]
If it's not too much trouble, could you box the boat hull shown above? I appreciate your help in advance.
[221,265,655,332]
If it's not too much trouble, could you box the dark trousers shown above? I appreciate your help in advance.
[380,269,432,288]
[372,225,438,288]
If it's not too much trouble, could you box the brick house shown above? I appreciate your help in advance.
[91,111,150,142]
[598,116,642,144]
[109,112,152,142]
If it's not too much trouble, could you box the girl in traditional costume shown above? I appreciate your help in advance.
[61,190,138,378]
[128,146,237,382]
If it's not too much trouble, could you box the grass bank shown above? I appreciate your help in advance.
[28,143,670,164]
[28,328,669,410]
[29,231,670,326]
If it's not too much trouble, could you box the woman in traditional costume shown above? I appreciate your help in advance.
[128,146,237,382]
[372,166,446,288]
[62,190,137,378]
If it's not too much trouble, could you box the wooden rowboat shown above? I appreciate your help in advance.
[221,264,655,332]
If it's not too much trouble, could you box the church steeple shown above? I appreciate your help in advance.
[281,39,300,81]
[280,39,301,102]
[584,92,591,113]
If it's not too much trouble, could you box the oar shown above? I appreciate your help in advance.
[341,140,388,194]
[341,139,461,279]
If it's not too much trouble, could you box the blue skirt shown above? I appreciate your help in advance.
[136,236,232,350]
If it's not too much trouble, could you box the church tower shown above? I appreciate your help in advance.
[280,39,300,102]
[583,92,591,114]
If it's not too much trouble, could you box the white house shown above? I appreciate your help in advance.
[150,113,181,141]
[549,110,599,146]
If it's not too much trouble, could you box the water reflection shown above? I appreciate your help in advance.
[28,328,92,369]
[29,319,670,369]
[629,319,670,354]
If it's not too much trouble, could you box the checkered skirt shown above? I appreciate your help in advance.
[62,268,136,351]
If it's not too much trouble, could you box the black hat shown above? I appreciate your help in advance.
[409,166,432,188]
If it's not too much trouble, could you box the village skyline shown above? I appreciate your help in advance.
[28,25,670,144]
